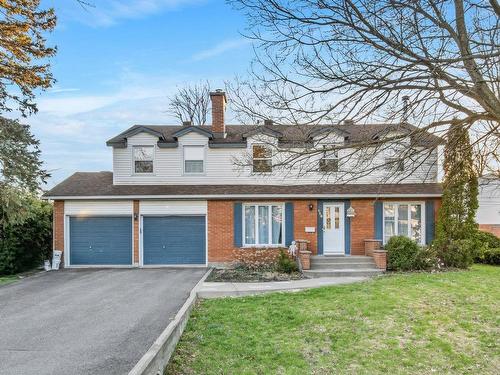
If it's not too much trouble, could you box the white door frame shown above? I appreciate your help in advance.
[322,203,345,254]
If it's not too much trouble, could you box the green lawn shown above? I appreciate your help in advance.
[0,275,17,286]
[166,265,500,374]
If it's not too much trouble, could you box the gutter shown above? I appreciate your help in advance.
[43,193,442,200]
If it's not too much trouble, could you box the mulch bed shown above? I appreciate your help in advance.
[207,268,304,282]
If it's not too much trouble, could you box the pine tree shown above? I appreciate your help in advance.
[434,122,479,267]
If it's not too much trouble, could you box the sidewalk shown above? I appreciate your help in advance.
[197,276,369,299]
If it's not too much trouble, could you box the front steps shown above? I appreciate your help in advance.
[303,255,383,278]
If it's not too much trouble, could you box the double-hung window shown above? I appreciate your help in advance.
[184,146,205,174]
[384,202,424,244]
[133,146,154,173]
[243,204,284,246]
[319,146,339,172]
[252,145,272,173]
[384,147,404,172]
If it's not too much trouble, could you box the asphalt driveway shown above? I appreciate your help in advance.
[0,268,207,375]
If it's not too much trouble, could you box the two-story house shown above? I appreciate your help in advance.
[44,90,442,268]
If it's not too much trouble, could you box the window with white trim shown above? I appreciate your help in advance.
[243,204,284,246]
[384,147,404,172]
[133,146,154,173]
[252,145,272,173]
[184,146,205,174]
[319,146,339,172]
[384,202,424,244]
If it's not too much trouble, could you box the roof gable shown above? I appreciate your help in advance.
[242,126,283,139]
[172,126,213,139]
[106,126,165,147]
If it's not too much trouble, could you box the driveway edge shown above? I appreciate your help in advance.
[128,268,212,375]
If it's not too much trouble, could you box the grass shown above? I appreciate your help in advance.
[166,265,500,374]
[0,275,18,286]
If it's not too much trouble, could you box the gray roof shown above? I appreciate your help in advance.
[44,172,443,198]
[106,123,442,149]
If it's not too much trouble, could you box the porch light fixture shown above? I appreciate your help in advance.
[308,203,314,211]
[346,207,356,218]
[134,213,138,221]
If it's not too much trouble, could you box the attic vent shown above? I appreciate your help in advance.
[182,121,192,126]
[343,119,354,125]
[264,119,274,126]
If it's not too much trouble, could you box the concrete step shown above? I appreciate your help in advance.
[311,256,374,264]
[303,268,383,278]
[311,262,377,270]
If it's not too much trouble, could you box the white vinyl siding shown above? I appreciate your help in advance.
[112,131,439,185]
[139,200,207,215]
[65,201,133,216]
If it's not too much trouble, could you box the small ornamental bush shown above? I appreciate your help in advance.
[475,247,500,265]
[385,236,437,271]
[232,248,283,270]
[276,249,298,274]
[437,239,474,269]
[386,236,420,271]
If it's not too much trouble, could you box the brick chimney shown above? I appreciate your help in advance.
[210,89,227,138]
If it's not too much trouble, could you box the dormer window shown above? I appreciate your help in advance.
[184,146,205,174]
[319,146,339,172]
[252,144,272,173]
[133,146,154,173]
[385,147,404,172]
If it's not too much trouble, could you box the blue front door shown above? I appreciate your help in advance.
[69,217,132,265]
[143,216,206,265]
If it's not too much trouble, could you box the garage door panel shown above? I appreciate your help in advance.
[143,216,206,265]
[70,217,132,265]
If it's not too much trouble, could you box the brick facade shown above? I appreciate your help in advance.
[479,224,500,238]
[53,200,65,262]
[350,199,376,255]
[207,199,319,262]
[293,200,318,254]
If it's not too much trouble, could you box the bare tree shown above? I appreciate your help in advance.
[167,81,211,125]
[227,0,499,182]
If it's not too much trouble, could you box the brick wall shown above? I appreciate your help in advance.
[53,200,65,260]
[479,224,500,238]
[350,199,375,255]
[293,200,318,254]
[207,199,318,262]
[133,200,139,264]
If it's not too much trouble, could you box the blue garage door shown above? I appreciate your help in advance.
[69,217,132,265]
[143,216,206,265]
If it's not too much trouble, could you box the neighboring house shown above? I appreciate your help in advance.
[477,177,500,237]
[44,90,443,268]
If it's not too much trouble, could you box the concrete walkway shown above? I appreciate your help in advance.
[198,276,369,299]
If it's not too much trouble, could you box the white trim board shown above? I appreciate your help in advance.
[47,193,442,200]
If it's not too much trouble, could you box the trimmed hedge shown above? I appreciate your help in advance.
[473,231,500,265]
[386,236,437,271]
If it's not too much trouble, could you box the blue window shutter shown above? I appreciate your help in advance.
[234,202,242,247]
[374,201,383,241]
[317,201,324,255]
[425,200,435,245]
[344,200,351,255]
[285,202,294,246]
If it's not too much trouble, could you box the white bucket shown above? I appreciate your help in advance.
[52,250,63,270]
[44,260,52,271]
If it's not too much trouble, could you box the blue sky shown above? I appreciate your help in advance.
[33,0,253,187]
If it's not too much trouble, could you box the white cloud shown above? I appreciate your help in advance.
[191,38,252,61]
[29,70,230,187]
[69,0,206,27]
